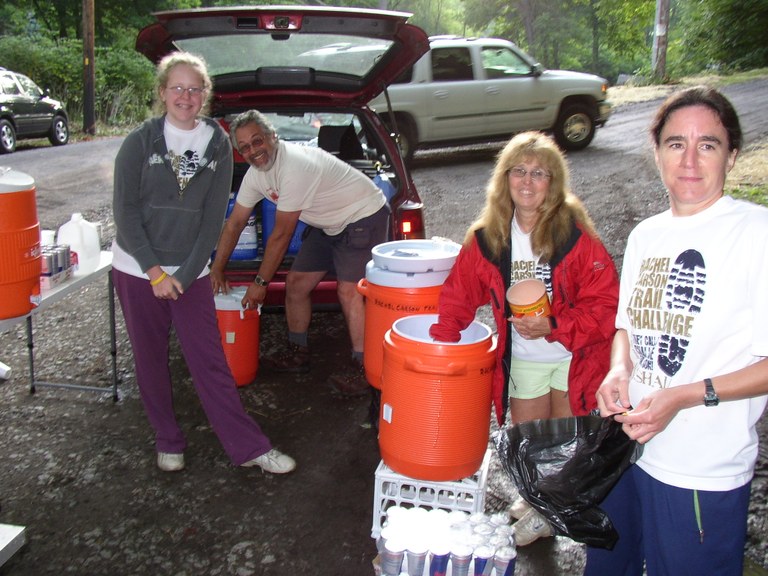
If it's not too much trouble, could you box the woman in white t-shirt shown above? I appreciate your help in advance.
[586,87,768,575]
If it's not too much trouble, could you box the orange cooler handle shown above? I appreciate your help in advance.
[403,357,467,376]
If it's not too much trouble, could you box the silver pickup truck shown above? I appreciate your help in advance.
[369,36,611,163]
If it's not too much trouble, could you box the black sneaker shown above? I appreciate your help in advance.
[262,342,310,373]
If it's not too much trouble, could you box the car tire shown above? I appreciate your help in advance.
[383,114,416,165]
[49,115,69,146]
[0,119,17,154]
[553,103,595,151]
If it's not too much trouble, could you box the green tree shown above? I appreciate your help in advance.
[675,0,768,72]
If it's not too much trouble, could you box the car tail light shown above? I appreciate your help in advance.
[396,201,426,240]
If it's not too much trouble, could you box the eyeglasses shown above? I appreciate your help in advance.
[508,166,551,182]
[166,85,206,97]
[239,136,267,155]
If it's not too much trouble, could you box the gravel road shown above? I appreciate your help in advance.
[1,79,767,575]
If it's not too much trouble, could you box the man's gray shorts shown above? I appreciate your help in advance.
[291,205,390,282]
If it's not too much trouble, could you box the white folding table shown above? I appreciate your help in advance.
[0,251,118,401]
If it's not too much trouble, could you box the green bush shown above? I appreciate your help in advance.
[0,35,154,129]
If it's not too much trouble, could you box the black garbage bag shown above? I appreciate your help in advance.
[494,414,642,549]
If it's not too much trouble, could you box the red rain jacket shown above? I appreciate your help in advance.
[430,223,619,424]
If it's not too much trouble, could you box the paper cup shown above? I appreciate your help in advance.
[506,279,551,318]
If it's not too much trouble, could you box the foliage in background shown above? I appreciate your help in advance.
[0,35,155,127]
[1,0,767,131]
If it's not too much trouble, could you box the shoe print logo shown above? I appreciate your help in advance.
[657,249,705,376]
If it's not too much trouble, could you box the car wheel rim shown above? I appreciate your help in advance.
[1,127,14,150]
[55,122,68,143]
[563,113,591,143]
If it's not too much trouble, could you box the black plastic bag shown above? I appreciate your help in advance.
[494,415,641,549]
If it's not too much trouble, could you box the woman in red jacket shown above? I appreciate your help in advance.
[430,131,619,544]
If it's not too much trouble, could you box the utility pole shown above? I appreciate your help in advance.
[651,0,670,82]
[82,0,96,135]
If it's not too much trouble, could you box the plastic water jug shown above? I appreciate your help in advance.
[56,213,100,276]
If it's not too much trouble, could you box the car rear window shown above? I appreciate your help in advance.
[176,35,393,79]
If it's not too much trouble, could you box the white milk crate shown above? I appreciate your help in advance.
[371,449,491,538]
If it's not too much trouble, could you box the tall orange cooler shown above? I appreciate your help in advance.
[379,314,496,481]
[0,168,41,319]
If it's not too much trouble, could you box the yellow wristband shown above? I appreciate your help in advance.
[150,272,168,286]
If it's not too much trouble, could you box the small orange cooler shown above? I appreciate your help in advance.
[0,168,41,319]
[379,314,496,481]
[214,288,259,387]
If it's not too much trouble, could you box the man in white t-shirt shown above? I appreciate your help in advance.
[210,110,389,398]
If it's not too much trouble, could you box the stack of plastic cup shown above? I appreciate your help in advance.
[381,538,406,576]
[472,545,495,576]
[492,545,517,576]
[406,539,429,576]
[428,543,450,576]
[450,544,473,576]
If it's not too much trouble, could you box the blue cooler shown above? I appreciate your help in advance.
[261,200,307,255]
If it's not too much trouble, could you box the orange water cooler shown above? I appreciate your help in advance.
[358,239,460,389]
[0,168,41,319]
[214,288,259,387]
[378,314,496,481]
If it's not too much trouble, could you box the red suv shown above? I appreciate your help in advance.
[136,6,429,310]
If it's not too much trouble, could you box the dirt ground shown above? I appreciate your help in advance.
[1,79,768,575]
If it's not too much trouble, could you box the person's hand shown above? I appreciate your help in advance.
[613,388,681,444]
[242,283,266,310]
[152,274,184,301]
[210,267,230,295]
[595,366,631,417]
[509,314,551,340]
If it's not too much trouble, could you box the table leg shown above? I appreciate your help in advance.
[26,316,36,395]
[108,270,119,402]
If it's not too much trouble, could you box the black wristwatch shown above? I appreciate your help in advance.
[703,378,719,407]
[253,275,268,287]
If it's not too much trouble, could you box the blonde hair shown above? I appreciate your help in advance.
[466,131,598,261]
[153,52,213,117]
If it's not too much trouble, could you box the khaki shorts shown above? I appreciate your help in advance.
[508,357,571,400]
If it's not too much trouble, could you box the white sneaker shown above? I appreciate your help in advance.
[513,508,553,546]
[509,494,533,520]
[157,452,185,472]
[242,448,296,474]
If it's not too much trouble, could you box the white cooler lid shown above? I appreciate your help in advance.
[371,238,461,273]
[0,167,35,194]
[365,260,450,288]
[214,287,249,311]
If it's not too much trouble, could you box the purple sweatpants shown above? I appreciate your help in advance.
[113,269,272,465]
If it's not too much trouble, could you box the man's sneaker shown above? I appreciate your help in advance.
[329,359,369,398]
[512,508,553,546]
[509,494,533,520]
[262,342,310,373]
[242,448,296,474]
[157,452,185,472]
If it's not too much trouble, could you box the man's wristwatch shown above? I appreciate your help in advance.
[253,275,268,287]
[703,378,719,407]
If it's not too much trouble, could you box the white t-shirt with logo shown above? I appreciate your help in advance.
[618,195,768,491]
[509,217,570,362]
